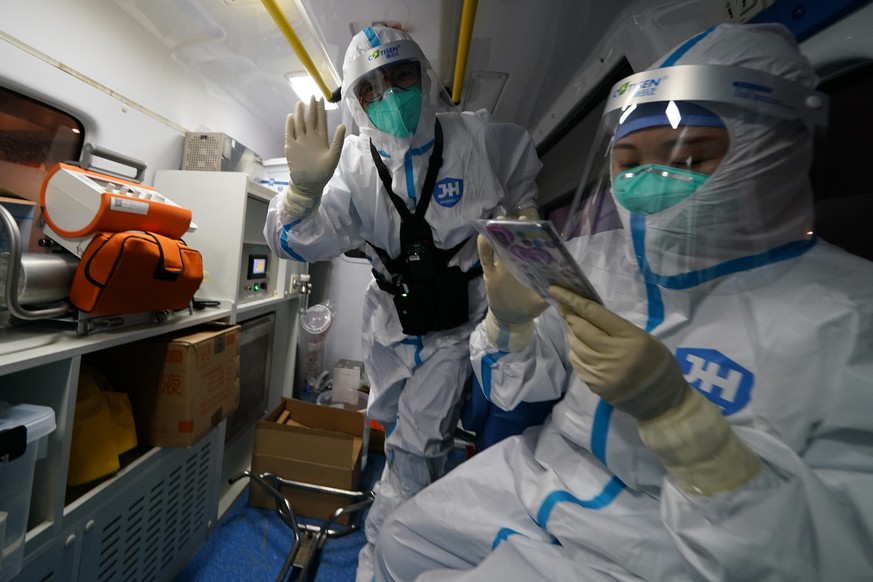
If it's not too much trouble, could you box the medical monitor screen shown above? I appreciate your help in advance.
[248,255,268,279]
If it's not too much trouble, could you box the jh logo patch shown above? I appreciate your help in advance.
[676,348,753,415]
[433,177,463,208]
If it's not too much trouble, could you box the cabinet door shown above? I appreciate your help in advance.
[76,429,223,582]
[13,527,79,582]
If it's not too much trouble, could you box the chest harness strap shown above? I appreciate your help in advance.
[367,120,482,335]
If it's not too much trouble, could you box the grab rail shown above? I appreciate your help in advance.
[260,0,339,102]
[451,0,479,104]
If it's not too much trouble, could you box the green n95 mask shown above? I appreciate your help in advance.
[367,87,422,137]
[612,164,709,215]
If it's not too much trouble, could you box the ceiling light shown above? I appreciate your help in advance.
[286,73,337,109]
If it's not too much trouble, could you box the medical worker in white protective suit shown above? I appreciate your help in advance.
[262,25,541,581]
[374,23,873,581]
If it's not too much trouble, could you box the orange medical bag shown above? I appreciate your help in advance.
[69,231,203,315]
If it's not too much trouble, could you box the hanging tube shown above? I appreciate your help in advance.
[451,0,479,104]
[260,0,335,101]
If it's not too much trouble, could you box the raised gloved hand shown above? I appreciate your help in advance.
[283,96,346,218]
[550,285,761,496]
[549,285,688,420]
[479,233,548,352]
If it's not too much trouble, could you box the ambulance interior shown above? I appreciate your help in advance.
[1,0,872,580]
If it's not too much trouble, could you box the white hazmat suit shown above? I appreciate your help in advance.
[374,23,873,581]
[263,25,541,582]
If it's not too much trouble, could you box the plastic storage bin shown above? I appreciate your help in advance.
[0,403,56,581]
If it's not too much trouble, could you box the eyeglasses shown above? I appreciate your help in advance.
[355,62,421,104]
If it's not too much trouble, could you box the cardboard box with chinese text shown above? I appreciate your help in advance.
[89,323,240,447]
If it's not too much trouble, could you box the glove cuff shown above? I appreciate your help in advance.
[282,185,321,219]
[638,388,761,496]
[484,309,534,353]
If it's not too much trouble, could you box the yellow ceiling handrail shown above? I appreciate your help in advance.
[260,0,335,101]
[451,0,479,105]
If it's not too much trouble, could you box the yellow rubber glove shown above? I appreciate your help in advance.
[550,285,761,495]
[479,234,548,352]
[283,96,346,218]
[637,389,761,496]
[549,285,688,420]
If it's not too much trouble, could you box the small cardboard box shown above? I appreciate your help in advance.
[90,323,240,447]
[249,398,364,523]
[0,161,45,203]
[332,359,364,405]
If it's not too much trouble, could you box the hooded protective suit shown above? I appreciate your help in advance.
[374,23,873,581]
[263,25,541,582]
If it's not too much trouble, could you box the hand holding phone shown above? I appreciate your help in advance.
[474,219,602,305]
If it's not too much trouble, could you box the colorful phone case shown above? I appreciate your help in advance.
[475,219,602,304]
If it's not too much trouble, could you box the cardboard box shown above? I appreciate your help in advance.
[249,398,364,523]
[331,359,364,405]
[90,323,240,447]
[0,161,45,204]
[315,388,385,454]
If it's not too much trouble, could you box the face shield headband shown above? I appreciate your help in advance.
[344,40,427,94]
[605,64,827,132]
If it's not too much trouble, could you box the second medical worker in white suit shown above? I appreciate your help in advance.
[373,23,873,581]
[263,25,541,581]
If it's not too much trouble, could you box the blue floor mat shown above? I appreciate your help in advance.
[176,453,387,582]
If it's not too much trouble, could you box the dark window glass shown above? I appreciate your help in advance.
[810,62,873,261]
[0,86,85,199]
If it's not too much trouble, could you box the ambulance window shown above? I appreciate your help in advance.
[810,61,873,262]
[537,59,634,236]
[0,86,85,198]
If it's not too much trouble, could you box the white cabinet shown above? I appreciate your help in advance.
[154,170,306,320]
[1,172,306,581]
[1,296,302,581]
[153,170,305,489]
[0,307,232,582]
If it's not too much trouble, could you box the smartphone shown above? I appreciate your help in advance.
[474,218,603,304]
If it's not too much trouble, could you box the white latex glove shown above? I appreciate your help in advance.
[513,206,540,221]
[479,234,548,352]
[549,285,687,420]
[283,96,346,218]
[550,285,761,495]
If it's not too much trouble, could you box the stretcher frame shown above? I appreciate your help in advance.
[229,470,375,582]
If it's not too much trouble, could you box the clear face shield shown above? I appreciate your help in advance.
[561,64,828,284]
[354,60,424,136]
[342,39,454,139]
